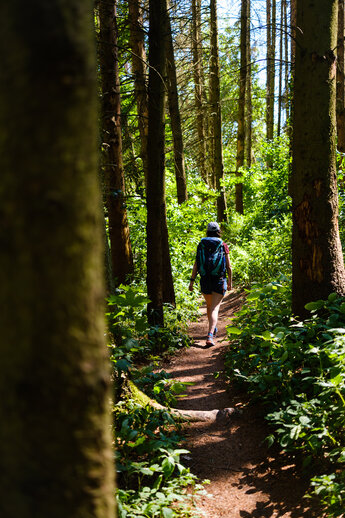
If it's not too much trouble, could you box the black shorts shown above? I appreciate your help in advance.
[200,276,227,295]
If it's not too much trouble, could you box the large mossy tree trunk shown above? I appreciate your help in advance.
[209,0,228,222]
[99,0,134,287]
[147,0,175,325]
[0,1,116,516]
[166,6,188,205]
[291,0,345,317]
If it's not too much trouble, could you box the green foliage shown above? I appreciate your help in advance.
[115,396,205,517]
[132,368,192,408]
[107,285,193,367]
[225,283,345,516]
[222,137,292,284]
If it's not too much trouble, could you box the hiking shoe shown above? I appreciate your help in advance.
[214,327,218,337]
[206,333,214,347]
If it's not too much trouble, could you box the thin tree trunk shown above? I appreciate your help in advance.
[337,0,345,151]
[290,0,297,75]
[235,0,248,215]
[192,0,208,184]
[283,0,290,125]
[277,0,283,136]
[99,0,134,286]
[146,0,175,325]
[166,6,188,204]
[266,0,276,140]
[210,0,227,222]
[245,0,252,167]
[0,0,116,515]
[129,0,149,184]
[266,0,273,140]
[291,0,345,317]
[122,112,145,196]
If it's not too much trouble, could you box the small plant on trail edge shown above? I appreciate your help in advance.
[225,280,345,517]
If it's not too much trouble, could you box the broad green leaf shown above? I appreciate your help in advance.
[261,330,272,341]
[280,350,288,363]
[304,300,324,311]
[227,326,242,335]
[328,293,338,302]
[299,415,311,426]
[247,292,259,301]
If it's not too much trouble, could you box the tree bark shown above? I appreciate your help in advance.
[99,0,134,286]
[166,6,188,204]
[128,0,149,184]
[235,0,248,214]
[0,1,116,516]
[283,0,290,126]
[266,0,275,140]
[337,0,345,151]
[290,0,297,76]
[146,0,175,326]
[192,0,209,184]
[291,0,345,317]
[245,0,252,168]
[209,0,227,222]
[277,0,283,136]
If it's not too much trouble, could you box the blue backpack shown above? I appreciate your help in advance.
[196,237,226,277]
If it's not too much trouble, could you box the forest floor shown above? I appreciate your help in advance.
[161,291,322,518]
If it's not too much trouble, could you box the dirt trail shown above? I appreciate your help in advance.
[162,291,320,518]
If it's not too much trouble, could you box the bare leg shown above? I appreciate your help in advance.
[202,292,224,335]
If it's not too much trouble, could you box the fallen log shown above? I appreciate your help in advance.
[128,381,239,423]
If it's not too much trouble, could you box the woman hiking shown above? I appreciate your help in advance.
[189,222,232,346]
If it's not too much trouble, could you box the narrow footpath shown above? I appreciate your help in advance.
[163,291,320,518]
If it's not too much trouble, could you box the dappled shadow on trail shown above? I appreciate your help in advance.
[161,290,320,518]
[182,405,318,517]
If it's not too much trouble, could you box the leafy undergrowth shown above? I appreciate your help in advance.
[106,284,206,517]
[115,396,206,518]
[225,280,345,517]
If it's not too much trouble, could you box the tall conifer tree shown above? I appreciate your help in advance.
[291,0,345,316]
[209,0,227,222]
[99,0,134,286]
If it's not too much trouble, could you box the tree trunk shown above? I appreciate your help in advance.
[129,0,149,184]
[277,0,283,136]
[166,6,188,204]
[291,0,345,317]
[209,0,227,222]
[337,0,345,151]
[147,0,175,325]
[0,1,116,516]
[290,0,297,75]
[266,0,275,140]
[245,0,252,168]
[122,112,145,197]
[99,0,134,286]
[192,0,209,184]
[283,0,290,125]
[235,0,248,215]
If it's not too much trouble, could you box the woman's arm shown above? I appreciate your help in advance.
[188,261,198,292]
[225,254,232,291]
